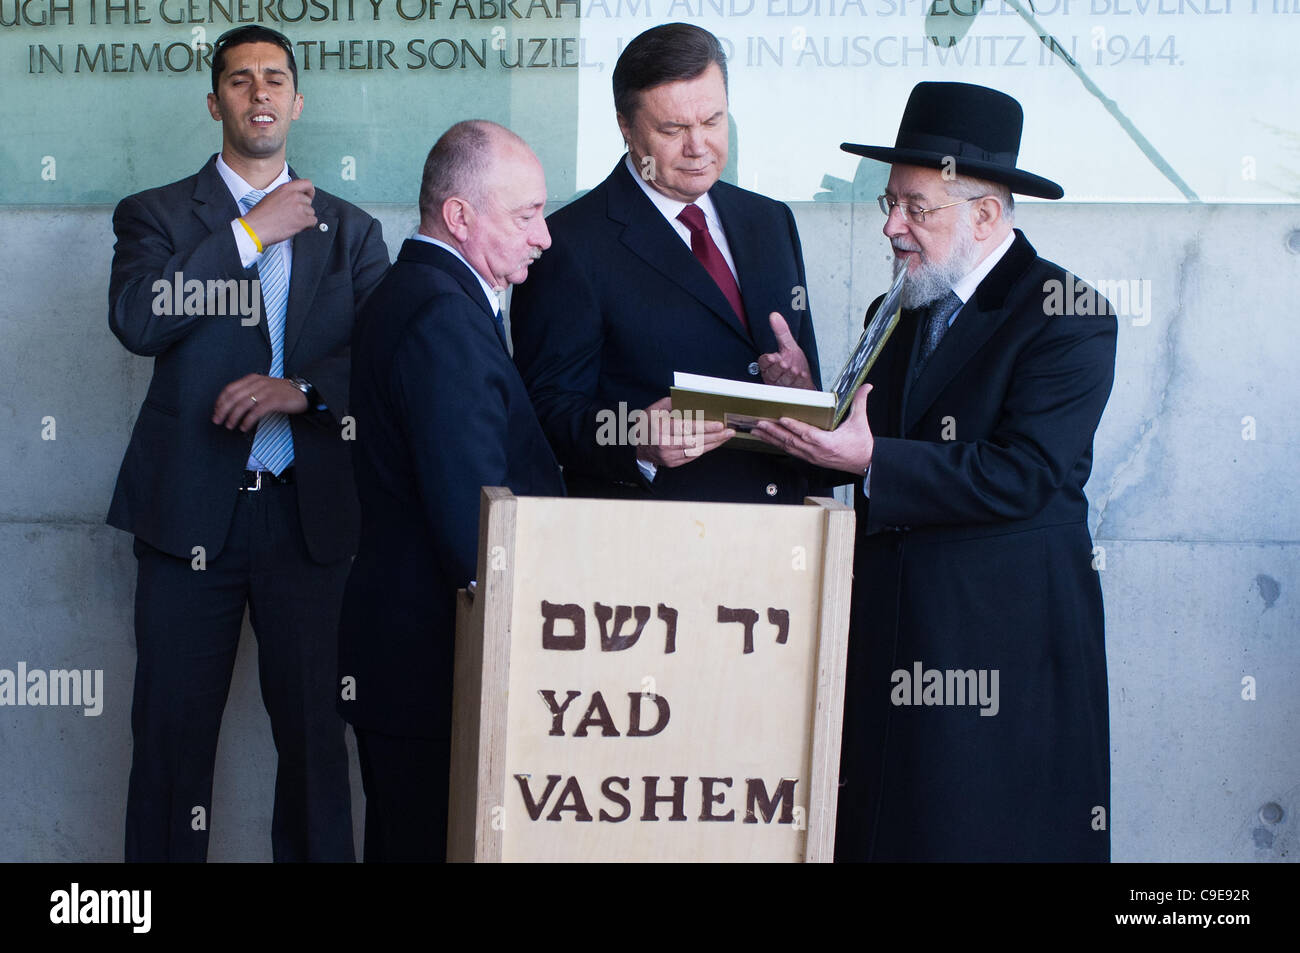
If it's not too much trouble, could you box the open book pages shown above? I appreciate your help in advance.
[672,373,836,408]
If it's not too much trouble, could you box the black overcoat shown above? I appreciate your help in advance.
[835,230,1117,862]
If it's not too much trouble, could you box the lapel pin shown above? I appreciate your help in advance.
[319,222,329,232]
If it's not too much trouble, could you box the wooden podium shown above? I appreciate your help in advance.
[448,488,854,862]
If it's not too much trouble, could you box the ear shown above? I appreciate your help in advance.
[615,112,632,148]
[971,196,1002,241]
[442,196,472,243]
[290,91,304,121]
[207,92,222,122]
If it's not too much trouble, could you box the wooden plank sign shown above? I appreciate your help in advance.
[448,488,853,862]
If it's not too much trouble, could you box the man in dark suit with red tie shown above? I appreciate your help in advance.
[107,25,389,861]
[338,121,564,862]
[755,83,1116,861]
[510,22,824,504]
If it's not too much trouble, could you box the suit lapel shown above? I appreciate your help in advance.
[192,157,240,235]
[605,159,753,348]
[710,183,772,350]
[893,307,924,437]
[283,166,335,366]
[903,231,1036,433]
[399,239,508,352]
[858,296,917,440]
[903,298,1006,434]
[191,157,270,351]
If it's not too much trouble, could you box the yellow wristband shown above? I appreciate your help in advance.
[237,217,264,254]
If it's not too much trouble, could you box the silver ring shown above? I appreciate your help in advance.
[249,395,258,403]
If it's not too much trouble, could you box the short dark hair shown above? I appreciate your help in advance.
[419,120,525,224]
[211,26,298,95]
[612,22,728,122]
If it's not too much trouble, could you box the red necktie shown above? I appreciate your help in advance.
[677,204,748,332]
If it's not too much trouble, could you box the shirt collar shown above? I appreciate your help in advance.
[215,153,291,207]
[624,153,723,234]
[951,229,1016,304]
[411,233,501,316]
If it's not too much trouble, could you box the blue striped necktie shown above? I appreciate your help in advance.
[240,188,294,475]
[916,290,962,375]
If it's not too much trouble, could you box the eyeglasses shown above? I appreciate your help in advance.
[877,194,986,224]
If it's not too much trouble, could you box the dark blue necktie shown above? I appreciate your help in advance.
[916,290,962,374]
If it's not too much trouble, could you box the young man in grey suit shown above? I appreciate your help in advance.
[107,25,389,861]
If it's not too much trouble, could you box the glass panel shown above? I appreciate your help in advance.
[0,2,1290,205]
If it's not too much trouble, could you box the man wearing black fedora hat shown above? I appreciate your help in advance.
[755,82,1117,862]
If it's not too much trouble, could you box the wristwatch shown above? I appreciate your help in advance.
[287,377,320,407]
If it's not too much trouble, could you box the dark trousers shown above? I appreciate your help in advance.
[125,482,354,862]
[354,728,450,862]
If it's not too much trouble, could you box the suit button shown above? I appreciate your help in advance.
[765,483,778,497]
[748,362,760,376]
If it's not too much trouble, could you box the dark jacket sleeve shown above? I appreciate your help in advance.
[510,234,646,487]
[108,192,249,356]
[395,295,512,587]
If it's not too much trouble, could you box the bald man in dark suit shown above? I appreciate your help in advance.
[338,120,564,862]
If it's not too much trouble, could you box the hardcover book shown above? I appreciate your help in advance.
[670,264,907,449]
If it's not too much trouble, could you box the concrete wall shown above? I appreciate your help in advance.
[0,201,1295,862]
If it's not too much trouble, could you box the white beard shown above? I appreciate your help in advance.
[898,214,980,311]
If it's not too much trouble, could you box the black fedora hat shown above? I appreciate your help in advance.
[841,82,1063,200]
